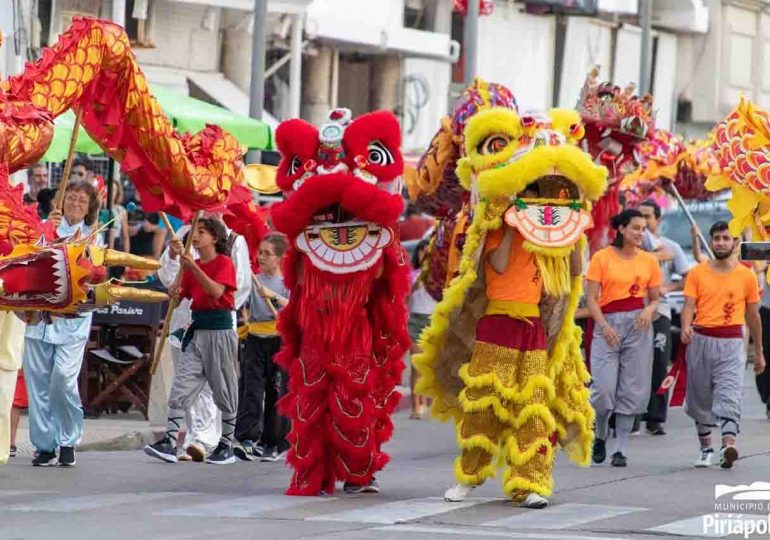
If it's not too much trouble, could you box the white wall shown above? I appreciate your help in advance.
[307,0,404,31]
[221,9,253,95]
[134,0,222,71]
[477,4,554,111]
[401,57,450,153]
[613,24,642,90]
[652,31,678,130]
[721,4,756,112]
[760,12,770,111]
[558,17,613,108]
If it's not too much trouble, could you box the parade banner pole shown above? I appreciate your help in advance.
[151,211,201,375]
[159,212,176,241]
[667,182,714,260]
[54,107,84,211]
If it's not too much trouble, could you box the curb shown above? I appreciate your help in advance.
[78,389,413,453]
[78,428,165,452]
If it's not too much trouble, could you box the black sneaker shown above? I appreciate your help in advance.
[260,447,288,462]
[610,452,627,467]
[592,438,606,464]
[9,445,16,458]
[58,446,76,467]
[254,442,266,458]
[205,442,236,465]
[343,478,380,494]
[31,450,57,467]
[143,437,178,463]
[234,440,258,462]
[646,422,666,436]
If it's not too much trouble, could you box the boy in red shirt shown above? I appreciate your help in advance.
[144,218,239,464]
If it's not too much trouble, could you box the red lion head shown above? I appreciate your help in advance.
[271,109,405,274]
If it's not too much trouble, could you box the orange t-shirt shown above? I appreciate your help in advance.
[483,229,542,304]
[683,261,759,327]
[586,247,662,307]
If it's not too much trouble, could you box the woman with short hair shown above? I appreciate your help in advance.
[23,180,103,467]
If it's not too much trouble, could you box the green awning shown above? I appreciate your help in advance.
[42,85,272,162]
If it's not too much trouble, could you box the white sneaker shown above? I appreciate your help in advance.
[444,483,475,502]
[519,492,549,509]
[694,448,714,468]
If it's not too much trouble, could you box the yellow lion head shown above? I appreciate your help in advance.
[457,108,607,241]
[456,107,608,295]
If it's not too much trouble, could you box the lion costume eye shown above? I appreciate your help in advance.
[288,156,302,176]
[478,134,510,155]
[367,141,394,166]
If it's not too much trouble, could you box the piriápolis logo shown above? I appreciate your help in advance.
[703,482,770,538]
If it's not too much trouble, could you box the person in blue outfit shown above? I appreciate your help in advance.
[23,180,103,467]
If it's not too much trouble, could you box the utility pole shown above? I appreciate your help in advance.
[247,0,268,164]
[639,0,652,95]
[463,0,479,85]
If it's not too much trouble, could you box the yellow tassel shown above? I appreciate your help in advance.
[454,455,498,486]
[459,364,556,403]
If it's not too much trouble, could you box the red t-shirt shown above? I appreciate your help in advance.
[180,254,237,311]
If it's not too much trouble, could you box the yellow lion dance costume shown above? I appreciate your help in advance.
[415,106,608,506]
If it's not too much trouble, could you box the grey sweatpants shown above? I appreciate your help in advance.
[590,309,653,415]
[684,332,744,427]
[168,330,239,418]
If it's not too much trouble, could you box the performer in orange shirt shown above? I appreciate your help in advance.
[586,209,662,467]
[681,221,765,469]
[443,212,583,509]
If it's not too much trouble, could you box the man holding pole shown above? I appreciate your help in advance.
[638,199,690,435]
[153,213,250,462]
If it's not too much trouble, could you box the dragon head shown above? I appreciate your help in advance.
[271,108,404,274]
[0,165,166,313]
[0,241,165,313]
[457,107,607,255]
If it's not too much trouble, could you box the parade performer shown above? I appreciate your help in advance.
[145,218,240,465]
[271,108,410,496]
[235,233,291,462]
[0,311,26,465]
[416,105,608,507]
[157,217,252,462]
[406,78,517,301]
[681,222,764,469]
[586,209,661,468]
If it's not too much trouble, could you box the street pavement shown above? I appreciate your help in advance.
[3,366,770,540]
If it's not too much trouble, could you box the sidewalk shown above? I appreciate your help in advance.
[12,412,164,456]
[11,384,413,456]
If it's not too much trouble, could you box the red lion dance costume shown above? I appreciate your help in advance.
[271,108,411,496]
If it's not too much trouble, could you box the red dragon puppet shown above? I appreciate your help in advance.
[0,164,165,314]
[577,66,655,252]
[271,108,410,496]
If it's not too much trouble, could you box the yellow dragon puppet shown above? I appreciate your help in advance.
[415,105,608,507]
[706,97,770,243]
